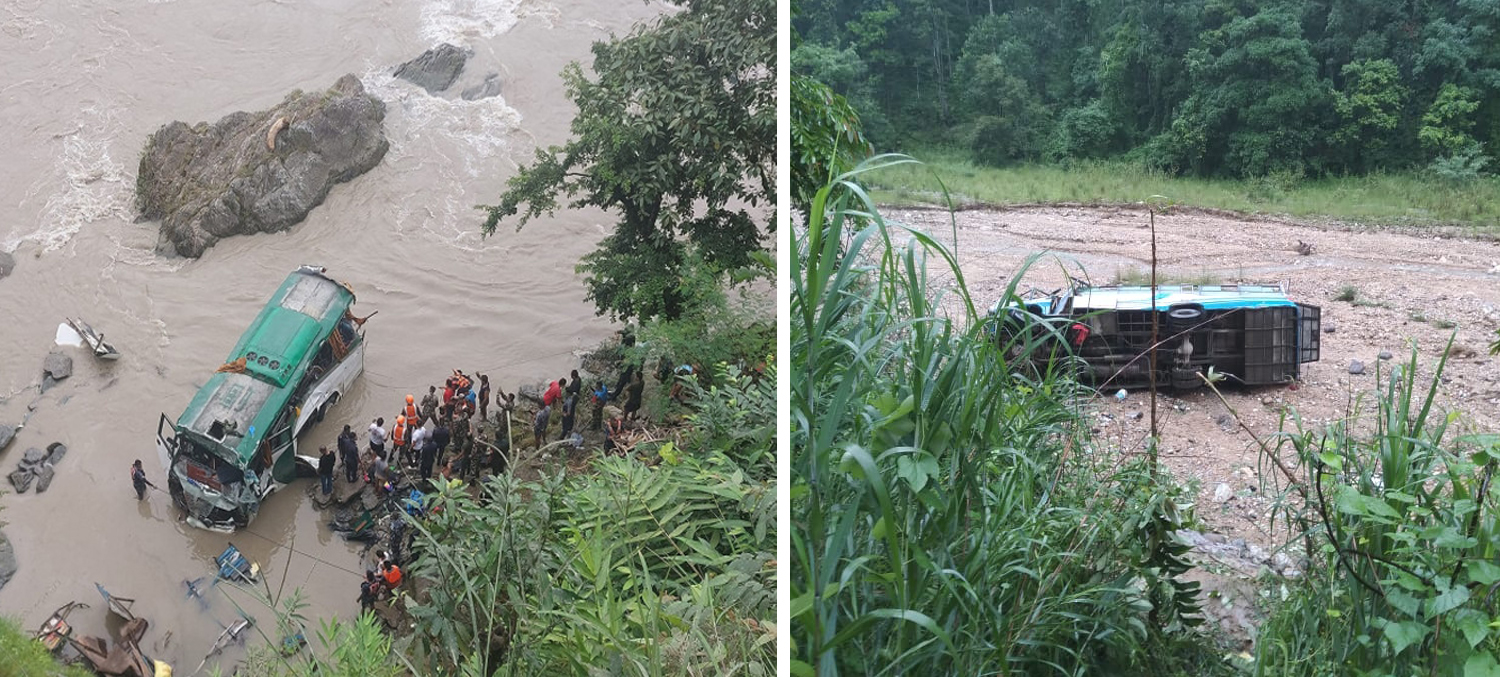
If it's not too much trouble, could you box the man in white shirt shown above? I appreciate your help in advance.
[408,426,428,469]
[368,417,388,459]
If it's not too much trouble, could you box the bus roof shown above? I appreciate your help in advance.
[176,268,355,464]
[1073,284,1297,312]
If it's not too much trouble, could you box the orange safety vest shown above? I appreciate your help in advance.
[392,422,407,446]
[404,402,419,423]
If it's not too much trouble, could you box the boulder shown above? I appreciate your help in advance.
[18,447,46,470]
[43,351,73,381]
[8,469,33,493]
[0,530,16,591]
[1348,359,1365,375]
[46,442,66,465]
[0,425,15,451]
[137,74,389,258]
[0,251,13,281]
[517,381,547,406]
[461,73,502,101]
[33,464,55,493]
[394,43,468,94]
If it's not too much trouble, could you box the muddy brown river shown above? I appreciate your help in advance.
[0,0,666,669]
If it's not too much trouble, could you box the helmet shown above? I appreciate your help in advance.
[406,394,414,404]
[396,415,406,425]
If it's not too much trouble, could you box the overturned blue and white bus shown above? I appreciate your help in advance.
[990,283,1321,389]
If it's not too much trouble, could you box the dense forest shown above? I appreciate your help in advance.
[793,0,1500,179]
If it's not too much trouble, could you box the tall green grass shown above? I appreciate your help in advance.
[868,150,1500,231]
[1254,347,1500,675]
[791,156,1223,676]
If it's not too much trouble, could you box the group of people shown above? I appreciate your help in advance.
[357,556,404,612]
[314,370,523,498]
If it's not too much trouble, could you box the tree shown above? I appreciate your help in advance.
[481,0,773,323]
[1332,59,1406,171]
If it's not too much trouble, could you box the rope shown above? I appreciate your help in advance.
[239,523,368,579]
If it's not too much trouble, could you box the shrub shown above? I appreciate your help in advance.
[1254,347,1500,674]
[792,155,1222,675]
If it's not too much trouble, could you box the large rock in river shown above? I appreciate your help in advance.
[137,74,389,258]
[394,43,468,94]
[0,251,14,281]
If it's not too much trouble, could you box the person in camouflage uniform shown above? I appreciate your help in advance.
[451,410,472,465]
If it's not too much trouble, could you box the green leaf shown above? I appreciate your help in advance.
[1466,652,1500,677]
[1428,583,1471,617]
[1453,608,1490,648]
[1319,450,1343,472]
[1467,560,1500,586]
[1382,620,1429,655]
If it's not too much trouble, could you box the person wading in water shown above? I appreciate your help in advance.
[130,459,156,500]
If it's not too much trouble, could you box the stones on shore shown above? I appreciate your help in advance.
[137,74,389,258]
[0,425,15,452]
[1378,350,1393,360]
[0,251,14,281]
[1347,359,1365,375]
[394,43,469,94]
[42,350,73,387]
[8,443,66,494]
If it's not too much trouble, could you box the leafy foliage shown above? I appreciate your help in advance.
[400,454,774,676]
[792,158,1223,675]
[795,0,1500,178]
[237,613,404,677]
[791,74,872,211]
[481,0,773,322]
[1254,349,1500,674]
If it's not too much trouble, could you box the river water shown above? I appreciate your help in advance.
[0,0,666,669]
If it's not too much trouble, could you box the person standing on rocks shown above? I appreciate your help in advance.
[403,395,419,432]
[368,417,388,459]
[419,429,438,481]
[567,370,583,399]
[477,375,491,423]
[420,386,439,427]
[624,372,645,421]
[432,419,452,468]
[130,459,155,500]
[452,410,472,460]
[391,416,409,467]
[544,377,565,408]
[338,424,360,483]
[358,571,378,613]
[533,404,551,449]
[409,425,429,470]
[591,381,609,431]
[317,446,336,495]
[560,393,577,441]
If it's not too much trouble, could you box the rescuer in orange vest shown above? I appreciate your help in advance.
[404,394,420,427]
[392,415,408,467]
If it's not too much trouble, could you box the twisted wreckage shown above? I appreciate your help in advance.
[990,282,1321,389]
[156,265,369,531]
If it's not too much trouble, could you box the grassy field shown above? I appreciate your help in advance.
[868,149,1500,231]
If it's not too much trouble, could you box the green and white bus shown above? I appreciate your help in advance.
[156,265,367,532]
